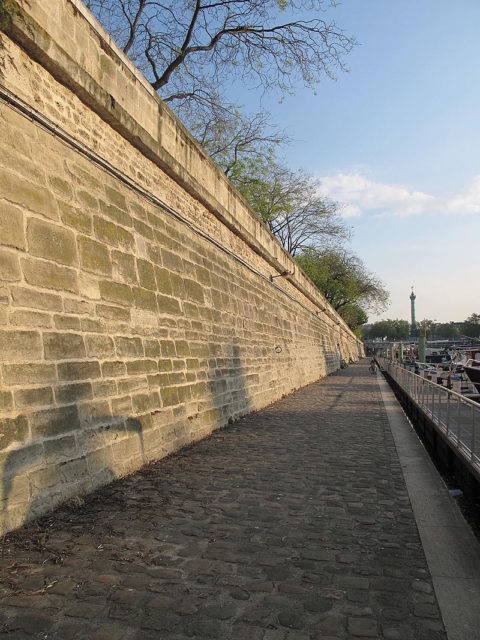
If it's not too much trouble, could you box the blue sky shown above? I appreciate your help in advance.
[237,0,480,323]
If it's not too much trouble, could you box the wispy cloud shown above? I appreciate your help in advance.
[317,172,480,218]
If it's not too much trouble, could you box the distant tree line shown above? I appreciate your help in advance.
[363,313,480,341]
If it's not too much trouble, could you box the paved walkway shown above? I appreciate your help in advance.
[0,363,448,639]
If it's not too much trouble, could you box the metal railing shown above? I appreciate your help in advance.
[378,358,480,478]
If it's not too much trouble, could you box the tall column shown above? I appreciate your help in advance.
[410,288,416,334]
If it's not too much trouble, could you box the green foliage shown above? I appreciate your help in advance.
[296,248,388,331]
[367,319,410,340]
[297,248,389,313]
[434,322,459,340]
[462,312,480,338]
[230,150,285,223]
[340,304,368,332]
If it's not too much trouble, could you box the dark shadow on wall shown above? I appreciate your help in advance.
[1,339,251,535]
[197,340,250,440]
[1,413,146,535]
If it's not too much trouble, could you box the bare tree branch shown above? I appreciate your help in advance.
[86,0,354,166]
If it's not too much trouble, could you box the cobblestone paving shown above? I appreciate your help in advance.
[0,363,447,639]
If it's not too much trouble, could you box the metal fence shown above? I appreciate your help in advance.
[378,358,480,479]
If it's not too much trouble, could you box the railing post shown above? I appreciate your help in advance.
[432,382,435,420]
[457,398,461,449]
[438,384,442,427]
[471,404,476,463]
[446,391,450,437]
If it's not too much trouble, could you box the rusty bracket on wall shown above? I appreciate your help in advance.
[269,268,295,283]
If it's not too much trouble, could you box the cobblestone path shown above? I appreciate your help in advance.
[0,363,447,639]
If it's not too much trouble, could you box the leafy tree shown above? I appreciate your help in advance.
[85,0,354,169]
[435,322,459,340]
[231,154,349,255]
[368,319,409,340]
[462,313,480,339]
[418,318,436,340]
[296,248,389,315]
[339,304,368,332]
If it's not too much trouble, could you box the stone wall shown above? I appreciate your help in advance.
[0,0,363,534]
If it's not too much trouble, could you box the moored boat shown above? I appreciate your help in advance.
[463,354,480,393]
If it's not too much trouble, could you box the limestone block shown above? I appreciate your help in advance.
[115,336,144,357]
[157,294,182,316]
[99,280,133,306]
[137,259,156,290]
[85,335,115,358]
[22,257,78,293]
[0,169,58,220]
[78,235,112,275]
[0,250,21,282]
[94,216,118,247]
[27,218,77,267]
[55,382,93,404]
[30,405,81,439]
[0,330,42,362]
[112,250,137,284]
[11,286,63,312]
[57,361,101,381]
[96,303,131,321]
[53,314,81,331]
[14,386,54,409]
[133,286,157,312]
[0,202,26,250]
[0,416,29,451]
[43,333,86,360]
[101,361,127,377]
